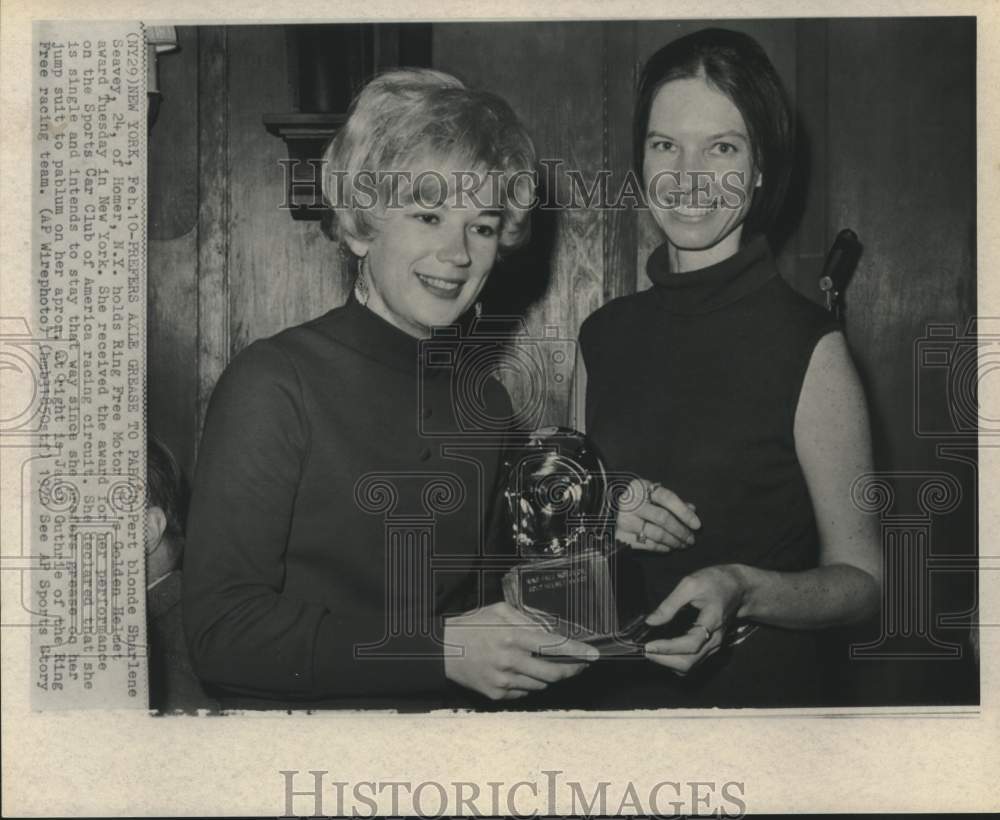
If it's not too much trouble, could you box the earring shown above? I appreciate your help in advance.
[474,301,483,319]
[354,256,370,306]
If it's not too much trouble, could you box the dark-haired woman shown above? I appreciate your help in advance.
[578,28,881,708]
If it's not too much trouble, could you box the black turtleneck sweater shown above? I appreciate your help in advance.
[576,235,840,708]
[183,295,514,709]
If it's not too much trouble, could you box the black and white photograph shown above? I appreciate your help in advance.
[2,2,997,816]
[144,16,978,713]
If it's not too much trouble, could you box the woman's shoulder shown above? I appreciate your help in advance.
[767,274,839,327]
[210,308,347,406]
[206,337,303,421]
[224,303,354,375]
[267,303,354,356]
[754,274,842,353]
[579,290,650,345]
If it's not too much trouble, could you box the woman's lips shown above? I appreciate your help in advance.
[657,193,720,221]
[669,203,718,222]
[416,272,465,299]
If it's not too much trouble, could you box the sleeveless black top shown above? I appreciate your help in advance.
[574,235,841,709]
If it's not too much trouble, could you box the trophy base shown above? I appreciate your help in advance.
[503,546,660,660]
[531,618,649,663]
[503,547,742,660]
[524,605,704,661]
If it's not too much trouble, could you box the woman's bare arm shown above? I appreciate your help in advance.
[729,330,881,626]
[645,332,882,668]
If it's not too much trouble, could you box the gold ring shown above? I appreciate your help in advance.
[694,623,712,643]
[637,520,649,544]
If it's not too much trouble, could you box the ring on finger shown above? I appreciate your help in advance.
[694,623,712,643]
[637,520,649,545]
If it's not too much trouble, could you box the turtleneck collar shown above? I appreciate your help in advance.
[326,291,424,375]
[646,234,776,315]
[326,292,478,378]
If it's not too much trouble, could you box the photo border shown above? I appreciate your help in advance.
[2,0,997,815]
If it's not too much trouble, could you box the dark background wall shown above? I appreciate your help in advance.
[147,18,978,706]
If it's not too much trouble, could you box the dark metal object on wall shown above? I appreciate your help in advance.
[819,228,863,319]
[263,23,432,219]
[146,26,179,131]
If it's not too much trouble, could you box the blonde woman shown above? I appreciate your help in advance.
[184,69,596,709]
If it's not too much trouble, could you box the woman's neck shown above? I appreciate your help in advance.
[667,226,744,273]
[356,278,431,340]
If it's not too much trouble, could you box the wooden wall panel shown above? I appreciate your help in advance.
[824,18,977,704]
[147,26,200,477]
[603,22,640,305]
[148,26,198,241]
[196,27,231,439]
[829,17,976,470]
[789,19,829,306]
[148,232,199,477]
[226,26,350,358]
[434,22,607,428]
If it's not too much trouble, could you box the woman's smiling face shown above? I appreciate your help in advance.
[643,75,761,270]
[346,164,503,338]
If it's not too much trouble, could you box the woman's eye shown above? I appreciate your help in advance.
[414,212,440,225]
[471,223,497,238]
[649,139,675,152]
[711,142,739,155]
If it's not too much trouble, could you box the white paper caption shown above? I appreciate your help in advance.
[25,21,148,709]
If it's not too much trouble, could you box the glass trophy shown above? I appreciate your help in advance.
[501,426,648,656]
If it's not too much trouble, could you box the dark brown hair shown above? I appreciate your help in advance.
[635,28,794,238]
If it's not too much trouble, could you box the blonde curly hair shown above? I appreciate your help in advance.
[321,68,537,254]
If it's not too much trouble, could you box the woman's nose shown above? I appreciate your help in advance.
[674,152,698,192]
[436,228,471,266]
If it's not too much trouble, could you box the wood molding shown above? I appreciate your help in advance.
[602,22,639,303]
[196,26,230,443]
